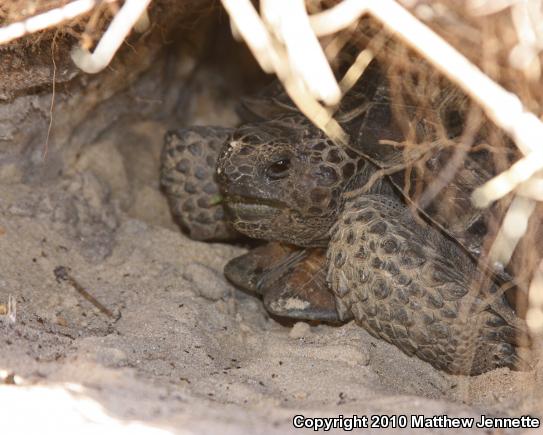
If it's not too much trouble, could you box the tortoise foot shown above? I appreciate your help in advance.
[225,243,343,322]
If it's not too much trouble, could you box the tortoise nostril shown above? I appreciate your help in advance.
[266,158,291,180]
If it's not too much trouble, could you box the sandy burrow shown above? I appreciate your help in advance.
[0,166,542,435]
[0,44,541,434]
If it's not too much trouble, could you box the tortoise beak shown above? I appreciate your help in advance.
[224,195,283,221]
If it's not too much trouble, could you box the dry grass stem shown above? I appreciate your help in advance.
[0,0,111,45]
[70,0,152,73]
[221,0,543,339]
[489,195,537,266]
[223,0,543,210]
[221,0,348,144]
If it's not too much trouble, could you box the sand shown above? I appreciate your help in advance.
[0,113,542,435]
[0,25,542,435]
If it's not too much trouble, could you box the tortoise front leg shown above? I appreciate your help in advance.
[161,127,238,241]
[327,194,531,375]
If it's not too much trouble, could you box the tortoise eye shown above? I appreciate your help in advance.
[266,158,291,179]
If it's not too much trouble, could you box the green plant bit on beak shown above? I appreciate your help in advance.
[209,194,224,206]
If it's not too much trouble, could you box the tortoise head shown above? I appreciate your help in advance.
[216,118,360,247]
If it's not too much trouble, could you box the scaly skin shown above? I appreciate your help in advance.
[212,117,531,375]
[161,127,237,241]
[161,63,532,375]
